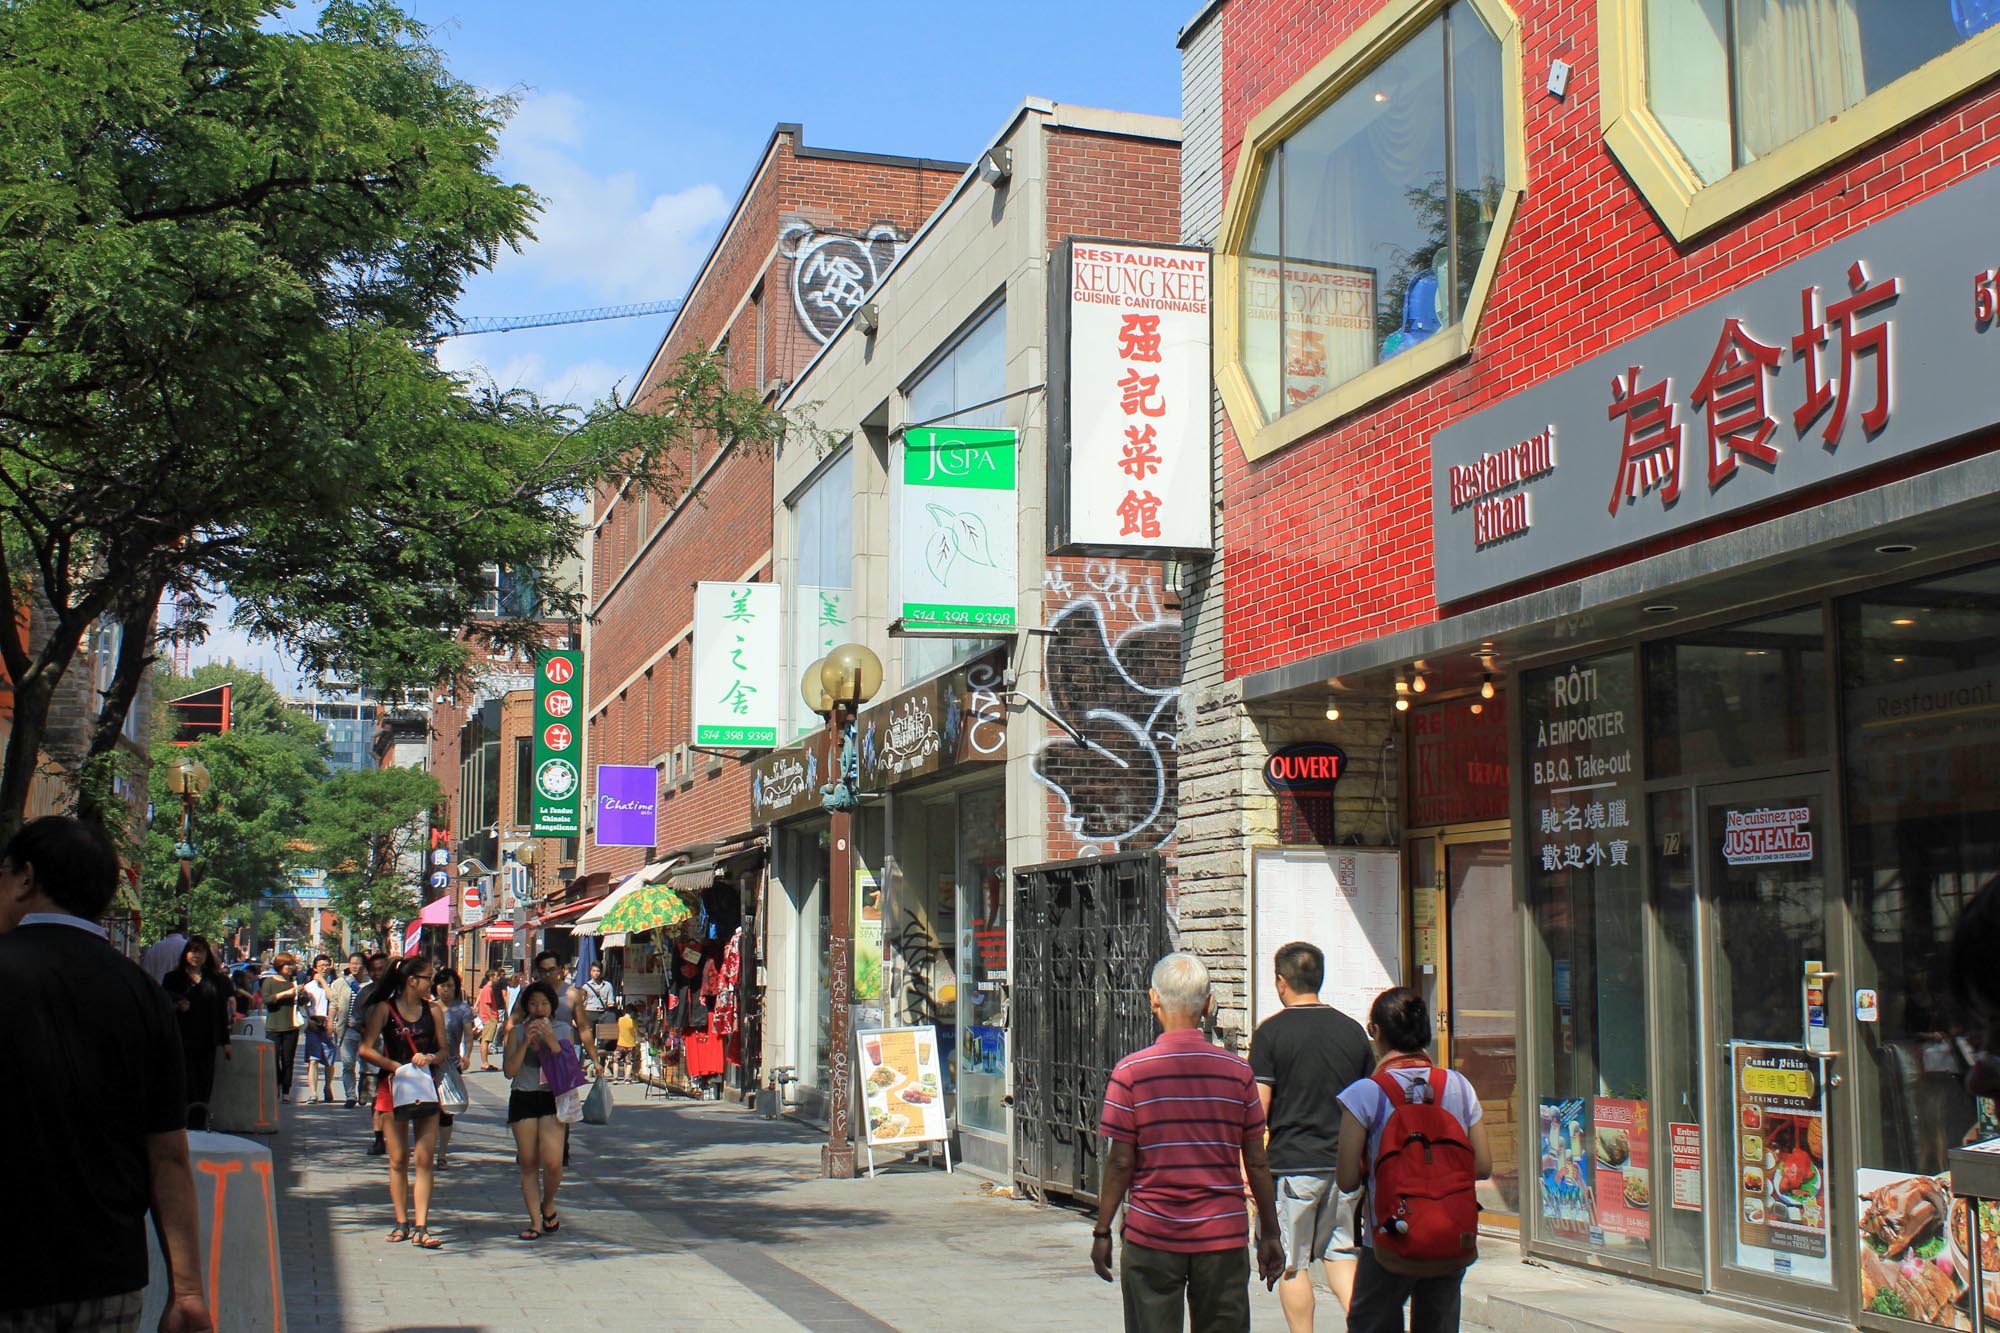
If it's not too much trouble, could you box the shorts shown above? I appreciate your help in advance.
[373,1079,440,1121]
[303,1027,335,1064]
[1276,1173,1363,1271]
[508,1089,558,1124]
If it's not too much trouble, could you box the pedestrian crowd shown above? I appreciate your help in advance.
[1092,945,1491,1333]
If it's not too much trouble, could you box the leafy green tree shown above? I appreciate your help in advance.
[0,0,798,839]
[139,666,328,944]
[304,764,440,952]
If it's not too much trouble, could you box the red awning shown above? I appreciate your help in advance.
[538,898,600,927]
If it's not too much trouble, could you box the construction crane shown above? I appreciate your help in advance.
[428,298,685,342]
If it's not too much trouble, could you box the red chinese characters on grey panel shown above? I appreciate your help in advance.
[1793,259,1899,447]
[1691,317,1782,488]
[1607,366,1683,516]
[1605,257,1902,518]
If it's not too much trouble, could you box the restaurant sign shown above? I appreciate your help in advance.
[531,650,583,836]
[1432,161,2000,604]
[1049,240,1212,554]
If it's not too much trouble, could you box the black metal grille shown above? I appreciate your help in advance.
[1012,850,1170,1203]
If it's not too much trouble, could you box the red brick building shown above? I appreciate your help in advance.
[580,125,961,890]
[1182,0,2000,1319]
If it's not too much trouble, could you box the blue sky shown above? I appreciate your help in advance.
[197,0,1189,683]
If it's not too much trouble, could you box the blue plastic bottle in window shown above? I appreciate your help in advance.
[1380,269,1442,359]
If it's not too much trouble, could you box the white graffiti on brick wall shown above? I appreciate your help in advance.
[783,221,905,343]
[1032,565,1180,849]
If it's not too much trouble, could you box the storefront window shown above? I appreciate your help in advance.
[903,305,1006,684]
[1645,606,1828,777]
[1842,563,2000,1186]
[1524,650,1650,1256]
[1236,3,1504,418]
[957,784,1008,1135]
[1647,789,1705,1275]
[779,820,832,1092]
[789,448,854,739]
[1642,0,1987,185]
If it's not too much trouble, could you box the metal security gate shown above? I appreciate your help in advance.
[1012,850,1171,1204]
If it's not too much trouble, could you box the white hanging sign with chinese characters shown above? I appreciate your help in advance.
[1060,241,1212,553]
[692,581,782,748]
[792,584,849,738]
[1431,160,2000,604]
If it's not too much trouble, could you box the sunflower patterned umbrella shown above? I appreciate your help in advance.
[596,883,693,935]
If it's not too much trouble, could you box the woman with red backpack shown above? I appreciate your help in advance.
[1335,988,1492,1333]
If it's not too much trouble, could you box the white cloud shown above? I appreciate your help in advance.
[495,91,728,303]
[436,344,633,408]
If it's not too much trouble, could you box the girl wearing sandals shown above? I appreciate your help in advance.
[359,956,448,1250]
[503,981,569,1240]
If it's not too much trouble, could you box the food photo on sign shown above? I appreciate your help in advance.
[1857,1166,2000,1328]
[857,1025,947,1147]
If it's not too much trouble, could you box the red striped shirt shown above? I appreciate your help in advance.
[1098,1028,1264,1253]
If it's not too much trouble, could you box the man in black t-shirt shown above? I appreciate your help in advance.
[1249,941,1374,1332]
[0,817,211,1332]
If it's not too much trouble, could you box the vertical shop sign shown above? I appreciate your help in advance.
[1670,1123,1703,1213]
[1539,1098,1592,1245]
[1058,241,1212,552]
[593,764,657,848]
[531,650,582,836]
[692,581,781,747]
[894,428,1018,630]
[1591,1098,1652,1243]
[1731,1042,1831,1284]
[792,584,849,738]
[1408,695,1510,827]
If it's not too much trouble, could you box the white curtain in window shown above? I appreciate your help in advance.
[1733,0,1867,163]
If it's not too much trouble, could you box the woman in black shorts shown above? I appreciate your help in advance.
[359,957,447,1249]
[504,981,566,1240]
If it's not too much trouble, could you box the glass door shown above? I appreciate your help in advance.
[1699,775,1850,1317]
[1444,836,1520,1224]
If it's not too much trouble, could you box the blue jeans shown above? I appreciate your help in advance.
[338,1027,364,1102]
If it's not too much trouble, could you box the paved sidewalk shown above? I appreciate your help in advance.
[270,1073,1794,1331]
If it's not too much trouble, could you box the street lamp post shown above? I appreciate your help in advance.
[167,754,210,917]
[805,642,883,1181]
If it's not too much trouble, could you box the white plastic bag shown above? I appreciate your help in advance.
[555,1086,585,1124]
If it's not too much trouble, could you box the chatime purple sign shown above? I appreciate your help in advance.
[595,765,657,848]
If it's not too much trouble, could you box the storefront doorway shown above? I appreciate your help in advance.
[1694,775,1850,1317]
[1407,825,1521,1228]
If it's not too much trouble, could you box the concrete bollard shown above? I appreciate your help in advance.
[235,1012,267,1041]
[208,1035,279,1135]
[141,1131,286,1332]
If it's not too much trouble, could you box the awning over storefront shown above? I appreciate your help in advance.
[538,898,598,927]
[573,859,678,935]
[668,856,723,892]
[417,896,451,926]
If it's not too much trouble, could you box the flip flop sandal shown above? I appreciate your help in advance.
[412,1226,443,1249]
[541,1211,560,1233]
[386,1224,410,1243]
[517,1227,542,1241]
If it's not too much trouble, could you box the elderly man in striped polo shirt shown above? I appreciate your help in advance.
[1093,952,1285,1330]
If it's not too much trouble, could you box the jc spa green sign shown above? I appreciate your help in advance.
[532,649,583,836]
[896,427,1018,630]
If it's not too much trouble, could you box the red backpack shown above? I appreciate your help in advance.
[1366,1065,1480,1276]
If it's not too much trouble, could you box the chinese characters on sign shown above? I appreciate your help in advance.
[1432,162,2000,603]
[531,650,583,836]
[1062,242,1211,551]
[692,582,781,747]
[792,584,849,739]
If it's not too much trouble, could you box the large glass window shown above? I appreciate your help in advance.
[1842,563,2000,1180]
[902,304,1006,683]
[1643,0,1993,184]
[789,448,854,739]
[1237,4,1504,419]
[1644,606,1828,777]
[1524,650,1650,1257]
[956,784,1008,1135]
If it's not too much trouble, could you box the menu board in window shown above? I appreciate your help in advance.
[1251,847,1400,1027]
